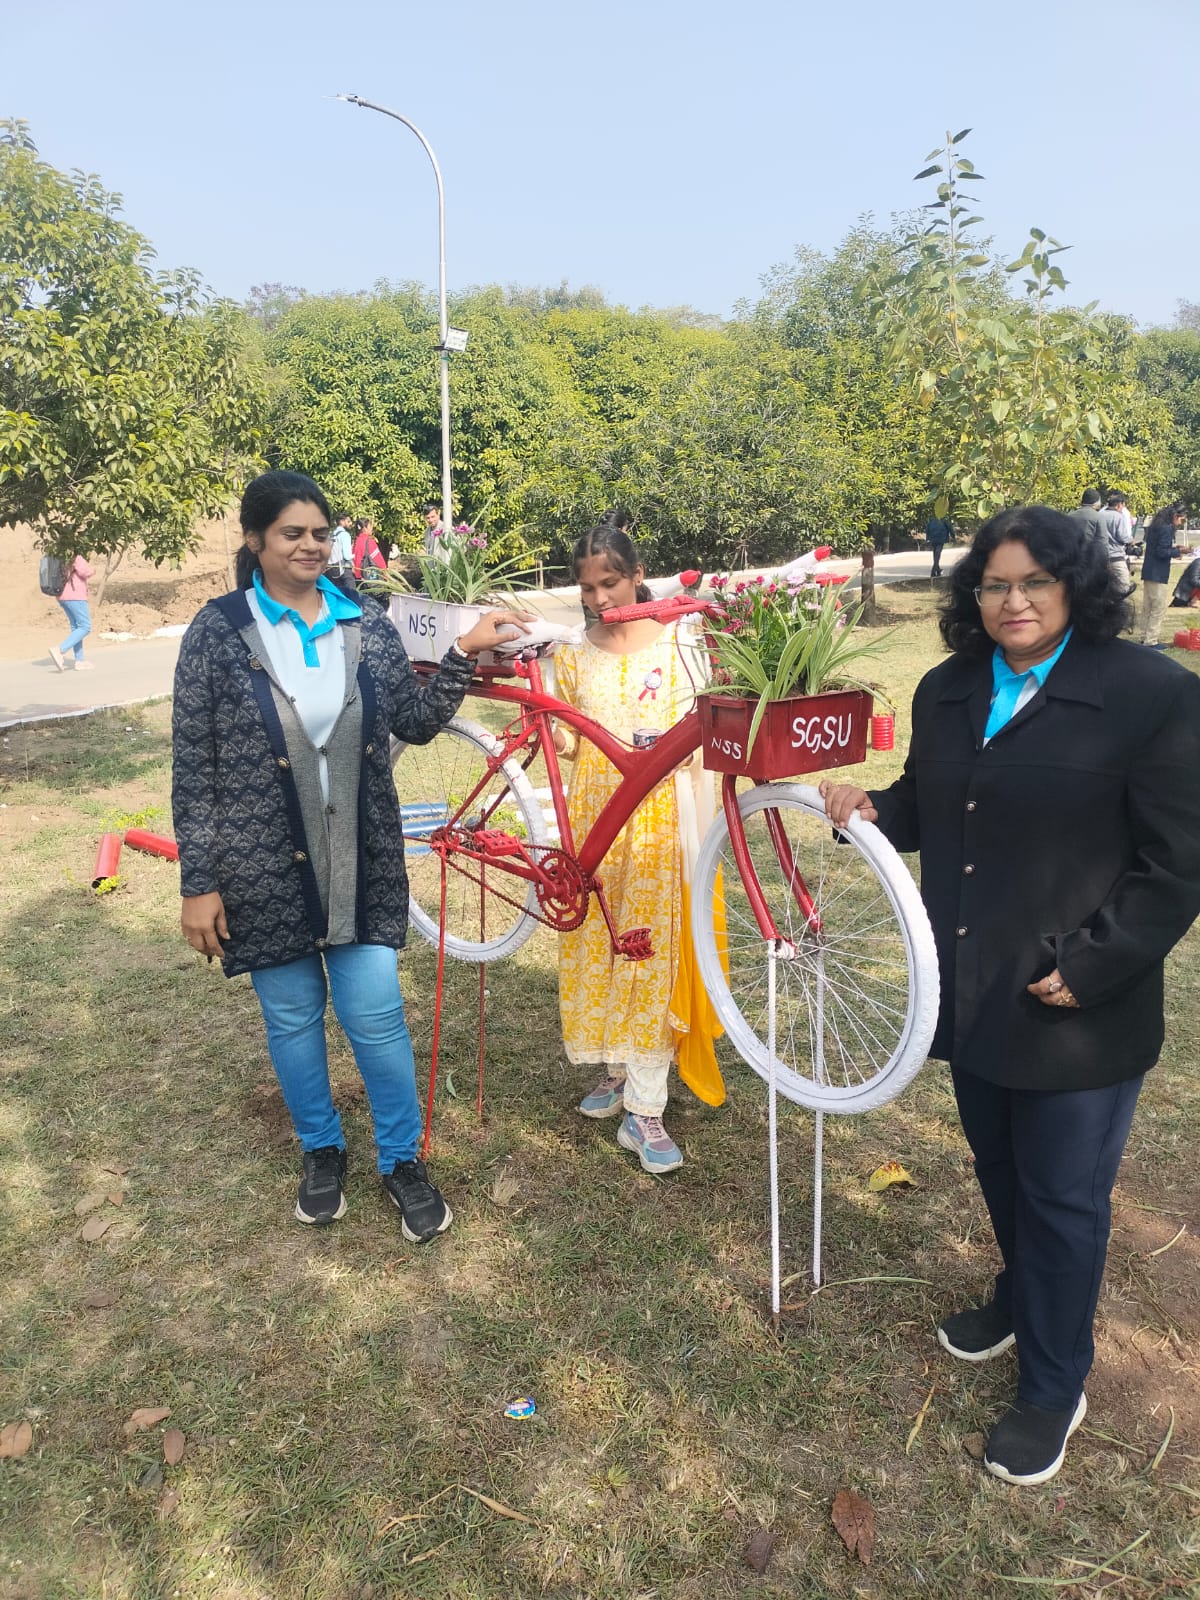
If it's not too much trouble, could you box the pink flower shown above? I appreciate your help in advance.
[734,582,747,595]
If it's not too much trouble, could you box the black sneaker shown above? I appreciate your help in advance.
[985,1393,1087,1486]
[382,1158,453,1243]
[296,1145,348,1225]
[937,1302,1015,1362]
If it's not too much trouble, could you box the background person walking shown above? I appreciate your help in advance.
[925,512,954,577]
[1139,502,1186,647]
[48,554,95,672]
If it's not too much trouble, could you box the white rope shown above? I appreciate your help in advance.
[767,939,781,1320]
[814,948,826,1288]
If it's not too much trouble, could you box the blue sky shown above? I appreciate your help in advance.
[4,0,1196,326]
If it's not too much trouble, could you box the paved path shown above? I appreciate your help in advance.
[0,550,963,728]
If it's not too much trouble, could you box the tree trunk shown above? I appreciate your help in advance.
[93,549,124,612]
[222,513,237,589]
[860,546,877,622]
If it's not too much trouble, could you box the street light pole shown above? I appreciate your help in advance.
[337,94,453,541]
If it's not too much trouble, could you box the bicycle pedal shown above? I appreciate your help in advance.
[466,828,523,858]
[615,927,654,961]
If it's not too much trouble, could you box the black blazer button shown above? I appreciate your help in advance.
[963,863,975,875]
[956,925,969,938]
[965,800,977,812]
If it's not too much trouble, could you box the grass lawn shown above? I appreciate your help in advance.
[1,585,1198,1599]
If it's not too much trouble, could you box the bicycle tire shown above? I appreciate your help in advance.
[691,783,939,1113]
[392,716,548,963]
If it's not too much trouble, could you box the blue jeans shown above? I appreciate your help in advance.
[953,1065,1143,1411]
[57,599,91,659]
[250,944,422,1171]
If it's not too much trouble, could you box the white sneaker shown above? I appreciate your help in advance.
[49,645,65,672]
[73,659,95,671]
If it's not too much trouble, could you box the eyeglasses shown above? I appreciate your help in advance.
[974,576,1062,607]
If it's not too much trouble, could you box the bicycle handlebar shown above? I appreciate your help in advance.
[599,593,719,624]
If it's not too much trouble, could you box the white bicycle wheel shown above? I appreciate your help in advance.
[392,716,548,963]
[692,783,939,1113]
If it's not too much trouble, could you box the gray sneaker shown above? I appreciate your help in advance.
[578,1074,626,1118]
[616,1112,683,1175]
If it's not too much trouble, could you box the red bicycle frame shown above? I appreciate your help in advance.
[416,642,813,948]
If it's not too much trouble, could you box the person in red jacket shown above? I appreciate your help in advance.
[352,518,388,608]
[49,555,95,671]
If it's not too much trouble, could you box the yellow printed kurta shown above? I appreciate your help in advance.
[554,624,725,1113]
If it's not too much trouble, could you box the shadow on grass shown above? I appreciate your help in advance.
[0,704,173,795]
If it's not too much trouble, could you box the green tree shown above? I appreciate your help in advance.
[869,130,1114,520]
[0,120,265,580]
[1134,325,1200,511]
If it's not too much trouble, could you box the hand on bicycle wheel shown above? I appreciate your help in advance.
[818,780,878,828]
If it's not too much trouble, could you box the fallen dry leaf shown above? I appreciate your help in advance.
[163,1428,186,1466]
[867,1160,916,1193]
[831,1488,875,1565]
[744,1528,777,1573]
[963,1431,987,1462]
[84,1288,118,1309]
[106,1191,125,1207]
[156,1486,179,1519]
[488,1168,519,1208]
[74,1190,109,1217]
[79,1216,112,1243]
[0,1420,33,1459]
[139,1461,164,1491]
[123,1406,171,1436]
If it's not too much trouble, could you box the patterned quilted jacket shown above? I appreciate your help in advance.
[171,589,473,976]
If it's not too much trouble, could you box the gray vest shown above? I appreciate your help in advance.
[239,618,364,946]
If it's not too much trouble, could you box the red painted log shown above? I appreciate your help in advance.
[123,828,180,861]
[91,833,124,889]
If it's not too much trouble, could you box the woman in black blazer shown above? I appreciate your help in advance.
[823,505,1200,1486]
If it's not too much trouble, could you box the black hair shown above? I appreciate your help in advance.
[1106,490,1126,507]
[1080,488,1102,508]
[940,504,1133,656]
[235,470,331,589]
[353,517,373,534]
[1148,502,1186,534]
[422,503,440,516]
[572,521,652,605]
[597,506,633,533]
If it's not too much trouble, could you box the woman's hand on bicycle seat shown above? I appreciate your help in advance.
[819,781,878,828]
[456,609,537,656]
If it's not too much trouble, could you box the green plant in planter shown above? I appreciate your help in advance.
[365,524,533,605]
[699,573,890,756]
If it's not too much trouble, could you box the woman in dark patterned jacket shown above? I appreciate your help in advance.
[172,472,528,1241]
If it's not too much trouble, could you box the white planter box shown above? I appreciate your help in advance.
[389,594,486,664]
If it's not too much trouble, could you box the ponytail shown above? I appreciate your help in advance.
[235,545,261,590]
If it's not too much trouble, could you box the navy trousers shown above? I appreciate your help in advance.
[951,1065,1143,1411]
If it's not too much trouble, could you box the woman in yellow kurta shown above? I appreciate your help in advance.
[553,521,723,1176]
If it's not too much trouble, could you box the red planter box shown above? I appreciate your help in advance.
[698,690,873,782]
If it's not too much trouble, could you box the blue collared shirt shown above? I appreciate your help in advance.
[251,570,361,666]
[248,572,363,802]
[984,628,1072,743]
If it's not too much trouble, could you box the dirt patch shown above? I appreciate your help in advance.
[1092,1174,1200,1440]
[1,520,234,660]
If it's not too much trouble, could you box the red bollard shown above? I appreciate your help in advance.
[870,714,895,751]
[92,833,124,889]
[124,828,180,861]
